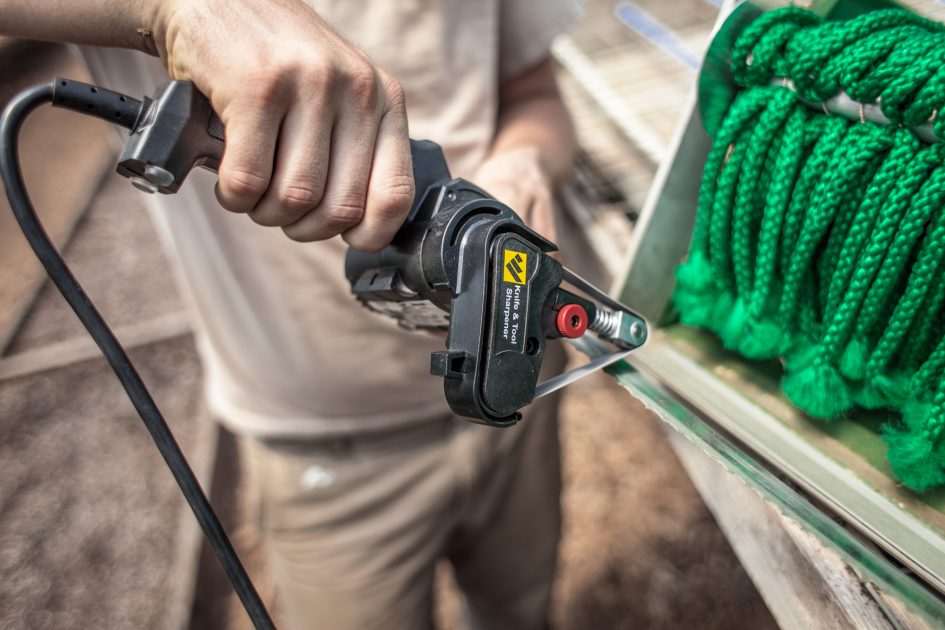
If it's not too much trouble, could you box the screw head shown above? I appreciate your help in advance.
[629,321,646,344]
[144,164,175,188]
[556,304,589,339]
[130,176,158,194]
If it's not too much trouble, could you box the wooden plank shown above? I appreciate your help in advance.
[0,311,191,380]
[870,584,939,630]
[662,324,945,522]
[668,430,895,629]
[630,333,945,597]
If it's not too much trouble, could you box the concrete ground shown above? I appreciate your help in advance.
[0,39,775,630]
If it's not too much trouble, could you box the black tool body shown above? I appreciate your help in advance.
[345,141,568,425]
[97,79,646,427]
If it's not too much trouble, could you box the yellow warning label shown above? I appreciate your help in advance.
[503,249,527,285]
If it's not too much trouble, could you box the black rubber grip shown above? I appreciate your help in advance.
[207,111,225,141]
[52,77,143,130]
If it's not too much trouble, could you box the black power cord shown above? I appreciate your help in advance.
[0,82,275,629]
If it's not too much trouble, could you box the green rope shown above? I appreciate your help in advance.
[731,8,821,87]
[781,124,894,419]
[902,47,945,125]
[806,138,933,356]
[778,116,835,279]
[776,122,873,356]
[675,6,945,491]
[859,167,945,396]
[900,279,945,372]
[739,106,808,359]
[675,88,772,328]
[830,135,918,366]
[853,148,945,407]
[885,349,945,491]
[722,87,797,348]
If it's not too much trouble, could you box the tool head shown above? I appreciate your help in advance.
[344,145,647,426]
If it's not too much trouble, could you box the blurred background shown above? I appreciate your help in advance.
[0,1,778,628]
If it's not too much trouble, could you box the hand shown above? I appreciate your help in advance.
[152,0,414,251]
[474,147,557,241]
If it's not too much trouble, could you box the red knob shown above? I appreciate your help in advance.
[556,304,589,338]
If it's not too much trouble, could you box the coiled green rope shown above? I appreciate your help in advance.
[675,7,945,491]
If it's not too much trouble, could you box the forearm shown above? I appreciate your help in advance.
[1,0,416,251]
[490,96,575,186]
[487,61,576,186]
[475,58,574,238]
[0,0,160,54]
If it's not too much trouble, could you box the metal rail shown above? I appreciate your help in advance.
[773,77,940,143]
[573,336,945,625]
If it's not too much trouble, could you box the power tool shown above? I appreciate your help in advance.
[0,77,648,627]
[113,79,648,426]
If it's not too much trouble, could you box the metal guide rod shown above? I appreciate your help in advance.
[533,267,648,400]
[534,343,634,399]
[771,77,940,144]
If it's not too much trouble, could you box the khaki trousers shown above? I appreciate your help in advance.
[242,391,562,630]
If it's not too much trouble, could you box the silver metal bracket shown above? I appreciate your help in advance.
[533,266,648,400]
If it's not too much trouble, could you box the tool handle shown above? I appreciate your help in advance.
[116,81,223,193]
[117,80,450,204]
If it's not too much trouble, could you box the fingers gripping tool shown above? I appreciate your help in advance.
[85,78,648,426]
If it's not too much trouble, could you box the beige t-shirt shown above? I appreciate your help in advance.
[82,0,581,438]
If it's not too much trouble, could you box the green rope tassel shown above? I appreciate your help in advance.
[674,7,945,491]
[885,373,945,491]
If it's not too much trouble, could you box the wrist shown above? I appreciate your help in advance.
[475,146,552,201]
[487,144,540,163]
[483,145,547,178]
[134,0,177,58]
